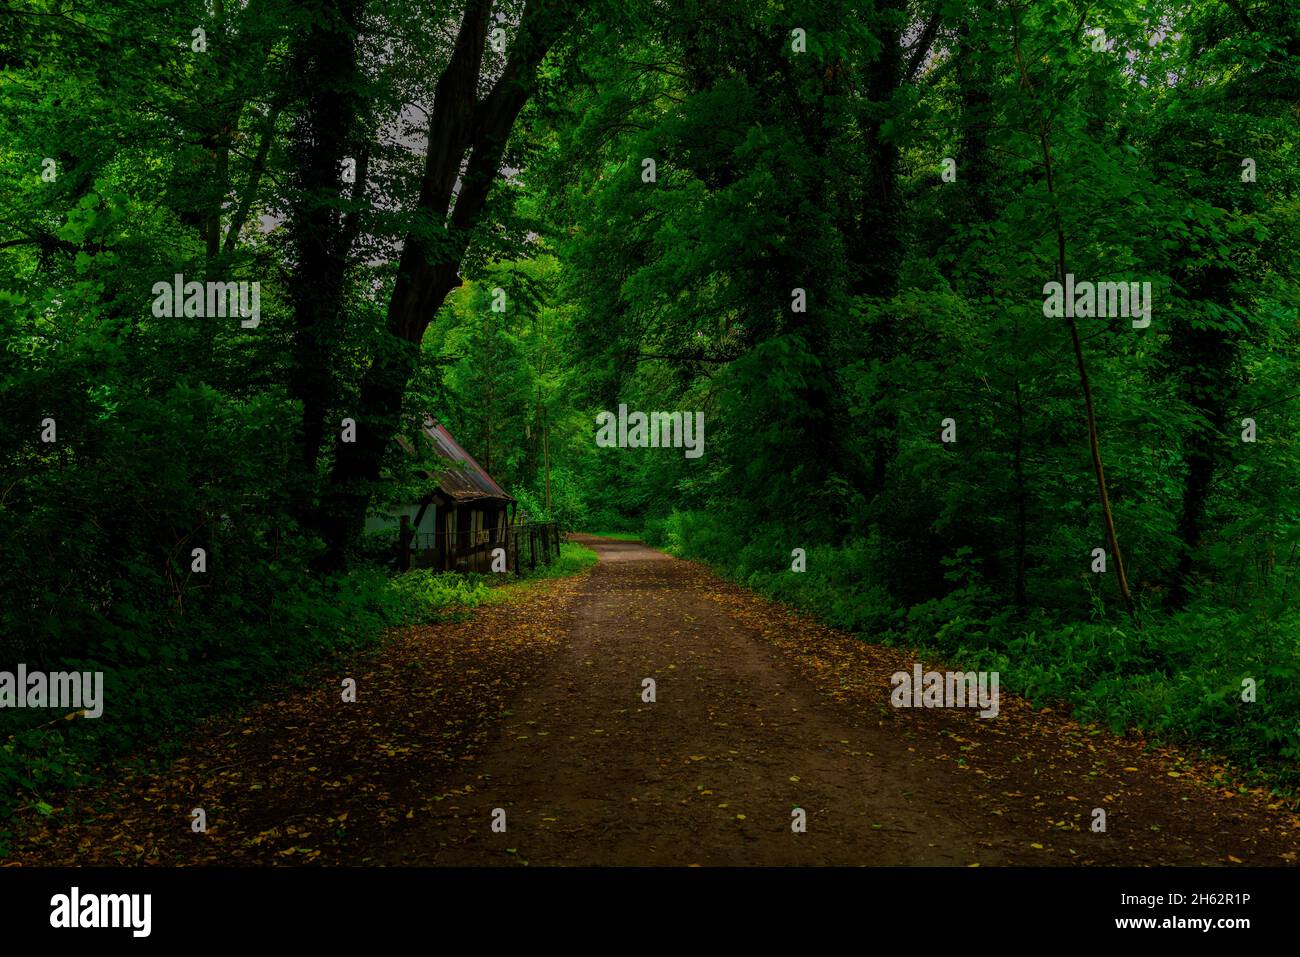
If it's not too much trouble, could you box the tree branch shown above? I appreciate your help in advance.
[905,6,943,82]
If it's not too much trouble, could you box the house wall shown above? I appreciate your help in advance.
[369,498,513,571]
[364,504,437,545]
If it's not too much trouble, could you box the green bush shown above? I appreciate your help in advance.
[0,563,398,822]
[646,508,1300,788]
[0,541,598,829]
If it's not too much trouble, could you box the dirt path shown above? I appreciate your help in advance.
[10,536,1299,867]
[374,537,1300,866]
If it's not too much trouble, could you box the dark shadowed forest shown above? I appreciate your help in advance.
[1,0,1298,888]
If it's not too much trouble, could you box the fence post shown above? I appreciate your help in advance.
[398,515,412,572]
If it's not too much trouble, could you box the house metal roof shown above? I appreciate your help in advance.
[395,416,514,504]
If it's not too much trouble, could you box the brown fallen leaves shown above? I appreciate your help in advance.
[3,574,590,866]
[6,541,1300,868]
[703,573,1300,866]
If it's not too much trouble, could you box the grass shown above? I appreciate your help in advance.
[389,540,598,622]
[577,530,643,541]
[0,539,598,843]
[640,508,1300,796]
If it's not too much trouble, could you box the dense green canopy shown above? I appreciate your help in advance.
[2,0,1298,809]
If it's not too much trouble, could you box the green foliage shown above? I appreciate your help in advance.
[0,541,596,825]
[2,0,1299,820]
[389,540,597,624]
[0,566,398,820]
[650,509,1300,786]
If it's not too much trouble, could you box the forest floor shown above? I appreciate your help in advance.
[6,535,1300,866]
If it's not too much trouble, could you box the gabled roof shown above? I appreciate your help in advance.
[395,415,513,504]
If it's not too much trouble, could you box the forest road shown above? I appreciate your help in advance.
[14,535,1298,866]
[376,536,1300,866]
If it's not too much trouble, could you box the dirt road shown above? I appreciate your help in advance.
[11,536,1299,867]
[374,536,1300,867]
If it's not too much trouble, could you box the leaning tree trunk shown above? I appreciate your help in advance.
[1012,11,1134,617]
[318,0,571,567]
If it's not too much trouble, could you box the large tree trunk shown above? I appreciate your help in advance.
[284,0,369,531]
[318,0,570,566]
[957,15,1029,610]
[855,0,906,500]
[1167,264,1239,606]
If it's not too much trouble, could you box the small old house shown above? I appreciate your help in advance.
[365,415,516,572]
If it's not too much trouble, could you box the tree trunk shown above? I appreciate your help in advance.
[856,0,906,500]
[284,0,369,533]
[1167,265,1238,606]
[318,0,570,566]
[1012,12,1135,617]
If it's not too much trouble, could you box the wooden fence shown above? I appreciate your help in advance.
[398,520,562,575]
